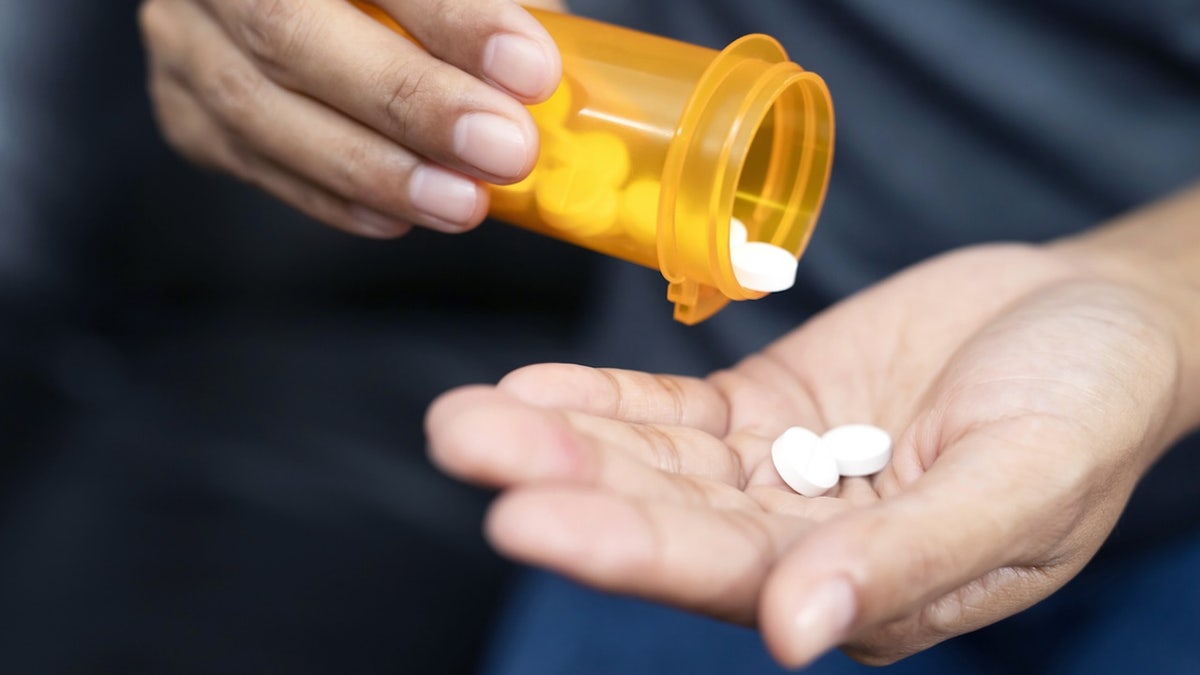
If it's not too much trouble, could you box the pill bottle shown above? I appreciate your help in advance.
[352,2,833,324]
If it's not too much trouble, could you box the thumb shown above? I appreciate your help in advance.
[757,448,1076,668]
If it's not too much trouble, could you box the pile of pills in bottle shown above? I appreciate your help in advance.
[770,424,892,496]
[505,76,801,294]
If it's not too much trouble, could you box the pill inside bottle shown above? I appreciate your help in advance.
[731,247,798,293]
[351,0,833,324]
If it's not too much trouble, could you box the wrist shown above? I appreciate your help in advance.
[1050,182,1200,439]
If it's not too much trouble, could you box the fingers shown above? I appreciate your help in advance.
[425,386,749,497]
[757,434,1080,668]
[197,0,551,182]
[498,363,732,438]
[373,0,561,102]
[485,487,807,624]
[142,0,492,234]
[141,0,562,235]
[148,58,413,237]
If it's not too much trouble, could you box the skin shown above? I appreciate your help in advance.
[426,185,1200,668]
[139,0,566,238]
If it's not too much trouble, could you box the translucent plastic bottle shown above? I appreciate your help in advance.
[352,2,834,324]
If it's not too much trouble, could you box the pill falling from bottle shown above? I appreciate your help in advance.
[771,423,893,496]
[729,217,798,292]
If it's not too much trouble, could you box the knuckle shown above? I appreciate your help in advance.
[137,0,170,44]
[147,83,212,164]
[415,0,452,28]
[382,67,431,144]
[201,60,265,124]
[333,141,394,207]
[137,1,193,83]
[237,0,309,69]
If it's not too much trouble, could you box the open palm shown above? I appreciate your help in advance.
[426,243,1183,667]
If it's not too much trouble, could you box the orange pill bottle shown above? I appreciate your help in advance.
[354,2,833,324]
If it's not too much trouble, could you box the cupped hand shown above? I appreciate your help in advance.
[425,243,1187,667]
[139,0,566,237]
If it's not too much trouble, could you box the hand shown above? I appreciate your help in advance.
[425,243,1189,667]
[139,0,566,238]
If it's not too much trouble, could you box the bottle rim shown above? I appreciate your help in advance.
[658,34,834,324]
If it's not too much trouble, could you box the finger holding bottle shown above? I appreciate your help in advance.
[139,0,563,236]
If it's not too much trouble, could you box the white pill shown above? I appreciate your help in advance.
[731,241,798,293]
[821,424,893,477]
[729,217,748,247]
[771,426,839,497]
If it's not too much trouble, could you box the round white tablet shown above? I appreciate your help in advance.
[820,424,893,477]
[771,426,838,497]
[731,241,798,293]
[729,217,749,247]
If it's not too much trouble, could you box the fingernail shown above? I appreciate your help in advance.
[408,165,481,231]
[349,205,408,238]
[483,33,553,99]
[792,577,857,664]
[454,112,530,180]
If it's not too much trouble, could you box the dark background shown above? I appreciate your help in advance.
[0,2,604,672]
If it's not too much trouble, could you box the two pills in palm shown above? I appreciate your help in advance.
[771,424,893,497]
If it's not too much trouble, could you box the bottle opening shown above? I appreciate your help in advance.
[659,34,834,323]
[734,70,833,255]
